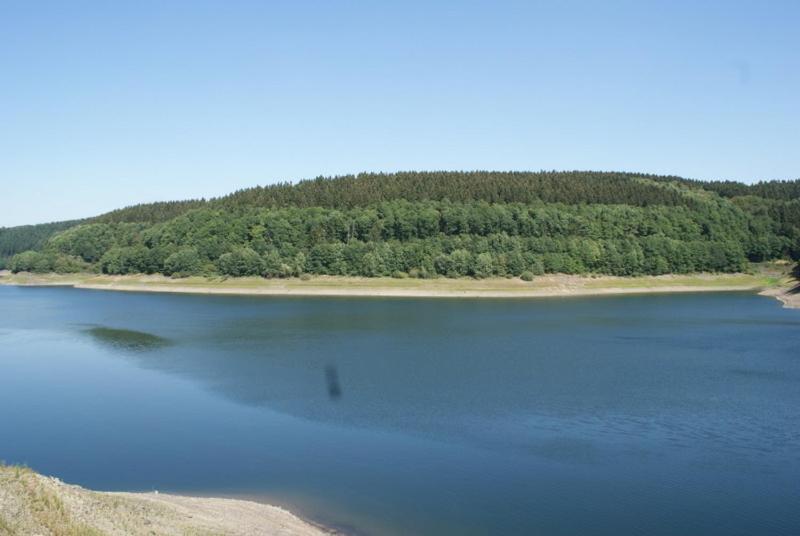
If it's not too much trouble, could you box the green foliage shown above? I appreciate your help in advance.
[8,250,89,273]
[99,246,154,274]
[93,200,206,224]
[4,171,798,278]
[26,196,796,278]
[473,253,494,279]
[8,251,48,273]
[673,178,800,201]
[217,247,264,277]
[90,171,800,225]
[50,224,127,263]
[51,254,91,273]
[163,248,203,277]
[0,219,84,267]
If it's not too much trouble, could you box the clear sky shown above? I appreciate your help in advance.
[1,1,798,226]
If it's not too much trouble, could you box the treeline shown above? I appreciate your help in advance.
[2,171,713,263]
[7,197,795,279]
[82,172,800,250]
[94,199,206,224]
[213,171,700,211]
[676,178,800,201]
[0,220,85,269]
[96,171,705,225]
[4,172,798,278]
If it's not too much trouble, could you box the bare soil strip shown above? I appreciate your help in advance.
[0,271,787,300]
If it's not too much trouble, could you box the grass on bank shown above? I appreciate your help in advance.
[0,464,103,536]
[0,264,788,294]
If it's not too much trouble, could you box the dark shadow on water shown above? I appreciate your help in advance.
[325,364,342,400]
[85,326,171,353]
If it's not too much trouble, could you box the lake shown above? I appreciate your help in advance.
[1,286,798,535]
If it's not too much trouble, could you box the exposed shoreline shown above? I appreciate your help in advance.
[0,465,330,535]
[0,270,794,305]
[757,285,800,309]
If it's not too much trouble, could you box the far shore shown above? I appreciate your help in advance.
[1,270,796,306]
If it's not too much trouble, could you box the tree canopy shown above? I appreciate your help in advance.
[4,171,798,278]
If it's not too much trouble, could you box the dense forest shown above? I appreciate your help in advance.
[4,171,799,278]
[0,220,85,269]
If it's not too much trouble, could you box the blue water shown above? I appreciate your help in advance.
[1,286,799,535]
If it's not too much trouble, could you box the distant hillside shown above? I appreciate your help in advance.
[89,171,800,226]
[0,219,86,269]
[4,171,799,278]
[93,199,207,224]
[675,178,800,201]
[96,171,707,224]
[8,170,713,263]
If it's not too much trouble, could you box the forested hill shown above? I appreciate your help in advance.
[5,171,710,265]
[0,220,85,267]
[91,171,800,225]
[675,178,800,201]
[3,171,799,278]
[214,171,697,211]
[94,171,709,224]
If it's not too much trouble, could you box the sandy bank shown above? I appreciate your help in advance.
[758,286,800,309]
[0,465,329,536]
[73,281,764,298]
[0,271,784,300]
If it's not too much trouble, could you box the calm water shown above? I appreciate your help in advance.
[1,286,799,535]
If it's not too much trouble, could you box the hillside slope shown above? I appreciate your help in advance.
[4,171,798,278]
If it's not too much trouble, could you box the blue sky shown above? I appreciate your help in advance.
[1,1,798,226]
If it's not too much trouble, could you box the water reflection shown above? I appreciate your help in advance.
[85,326,171,352]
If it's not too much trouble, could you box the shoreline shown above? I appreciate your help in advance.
[0,465,331,535]
[757,285,800,309]
[0,270,794,305]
